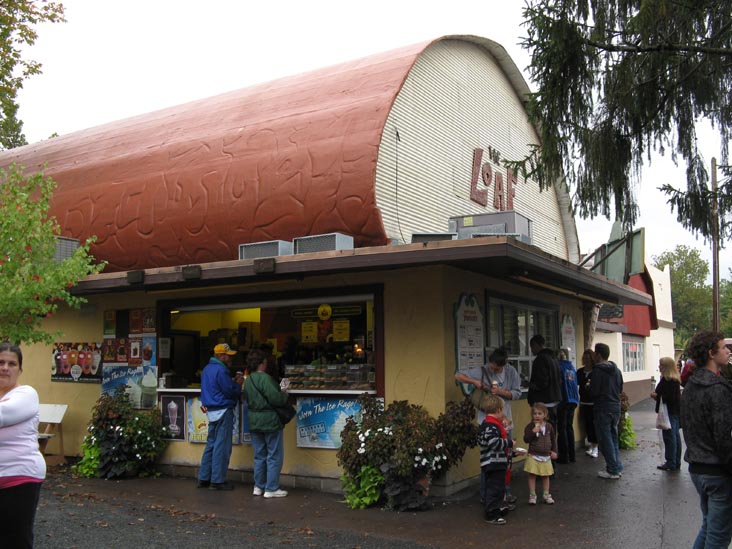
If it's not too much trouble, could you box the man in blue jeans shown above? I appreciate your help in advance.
[680,331,732,549]
[197,343,244,491]
[588,343,624,479]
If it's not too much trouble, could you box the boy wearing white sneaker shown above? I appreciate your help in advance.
[478,394,514,525]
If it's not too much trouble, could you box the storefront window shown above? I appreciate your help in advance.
[165,293,377,394]
[487,296,558,386]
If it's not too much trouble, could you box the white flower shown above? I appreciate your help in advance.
[357,447,366,454]
[418,447,423,454]
[436,443,443,449]
[414,456,420,461]
[421,458,428,466]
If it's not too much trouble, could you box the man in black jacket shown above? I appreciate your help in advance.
[680,331,732,548]
[527,335,562,430]
[589,343,623,480]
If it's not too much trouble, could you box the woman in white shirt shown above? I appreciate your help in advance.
[0,343,46,548]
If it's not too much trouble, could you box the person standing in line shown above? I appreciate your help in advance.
[680,331,732,549]
[197,343,243,491]
[244,349,290,498]
[556,348,579,464]
[588,342,624,479]
[0,343,46,549]
[477,394,514,526]
[577,349,598,458]
[651,356,682,471]
[523,402,557,505]
[454,347,522,504]
[527,335,562,432]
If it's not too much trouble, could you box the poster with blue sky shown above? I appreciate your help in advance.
[295,397,361,449]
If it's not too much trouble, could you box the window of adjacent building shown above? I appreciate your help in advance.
[622,339,645,373]
[486,296,559,386]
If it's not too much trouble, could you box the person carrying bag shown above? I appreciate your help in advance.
[243,349,291,498]
[651,357,682,471]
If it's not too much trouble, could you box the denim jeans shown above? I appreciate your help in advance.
[198,408,234,484]
[662,414,681,469]
[594,408,623,475]
[251,430,285,492]
[556,402,577,462]
[482,468,506,519]
[690,473,732,549]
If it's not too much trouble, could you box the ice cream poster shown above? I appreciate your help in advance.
[51,342,104,383]
[101,365,159,409]
[295,397,361,449]
[160,395,186,441]
[186,396,241,445]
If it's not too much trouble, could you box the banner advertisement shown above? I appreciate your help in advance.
[186,397,242,445]
[51,342,103,383]
[160,395,186,441]
[295,397,361,449]
[101,365,159,409]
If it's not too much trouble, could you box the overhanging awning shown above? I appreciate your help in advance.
[72,236,653,306]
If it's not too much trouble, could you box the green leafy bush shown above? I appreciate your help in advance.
[618,392,636,449]
[341,465,384,509]
[337,396,477,511]
[74,388,168,479]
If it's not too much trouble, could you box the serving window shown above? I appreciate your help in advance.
[161,292,378,395]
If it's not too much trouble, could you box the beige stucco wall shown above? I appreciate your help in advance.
[25,264,586,491]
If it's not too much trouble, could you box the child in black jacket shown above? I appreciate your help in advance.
[477,394,514,525]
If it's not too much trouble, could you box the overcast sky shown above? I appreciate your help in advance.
[16,0,730,279]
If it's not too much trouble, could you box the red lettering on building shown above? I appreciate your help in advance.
[470,148,517,211]
[470,148,488,206]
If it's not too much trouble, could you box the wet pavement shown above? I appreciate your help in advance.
[35,399,700,548]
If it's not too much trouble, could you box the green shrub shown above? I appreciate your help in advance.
[341,465,384,509]
[75,388,169,479]
[337,396,477,511]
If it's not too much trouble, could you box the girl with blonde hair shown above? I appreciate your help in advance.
[650,356,682,471]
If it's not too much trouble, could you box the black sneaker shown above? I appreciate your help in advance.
[484,517,506,525]
[500,503,516,515]
[208,482,235,491]
[196,480,210,488]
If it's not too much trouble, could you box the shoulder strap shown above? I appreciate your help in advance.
[248,374,275,411]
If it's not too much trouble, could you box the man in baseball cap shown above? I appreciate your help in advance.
[197,343,243,490]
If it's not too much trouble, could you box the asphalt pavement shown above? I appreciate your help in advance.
[34,399,701,548]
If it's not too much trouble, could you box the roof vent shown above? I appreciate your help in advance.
[54,237,80,263]
[293,233,353,254]
[411,233,458,243]
[448,211,532,244]
[239,240,293,260]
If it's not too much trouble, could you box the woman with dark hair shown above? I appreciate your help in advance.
[0,342,46,548]
[576,349,598,458]
[651,357,682,471]
[244,348,290,498]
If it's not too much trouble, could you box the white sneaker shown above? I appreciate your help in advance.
[253,486,263,496]
[591,448,599,458]
[263,489,288,498]
[598,470,621,480]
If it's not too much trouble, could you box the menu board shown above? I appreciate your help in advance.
[454,293,485,395]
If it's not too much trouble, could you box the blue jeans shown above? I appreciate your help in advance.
[594,408,623,475]
[690,473,732,549]
[198,408,234,484]
[662,415,681,469]
[251,430,285,492]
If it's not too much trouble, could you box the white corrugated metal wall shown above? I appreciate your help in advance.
[374,39,569,259]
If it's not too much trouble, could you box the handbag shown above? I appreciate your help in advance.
[248,375,296,425]
[470,366,490,411]
[655,401,671,430]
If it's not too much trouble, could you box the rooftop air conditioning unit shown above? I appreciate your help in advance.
[293,232,354,254]
[54,237,80,263]
[238,240,293,260]
[411,233,458,243]
[448,211,532,245]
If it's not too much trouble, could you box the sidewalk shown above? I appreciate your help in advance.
[35,399,700,548]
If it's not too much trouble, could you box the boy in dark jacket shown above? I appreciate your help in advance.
[478,394,514,525]
[588,343,624,479]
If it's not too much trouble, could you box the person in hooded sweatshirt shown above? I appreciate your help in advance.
[588,342,624,480]
[680,330,732,549]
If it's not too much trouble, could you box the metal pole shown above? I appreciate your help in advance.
[712,157,720,332]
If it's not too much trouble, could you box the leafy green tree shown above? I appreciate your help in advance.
[652,246,712,347]
[721,270,732,337]
[518,1,732,242]
[0,164,105,344]
[1,1,65,149]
